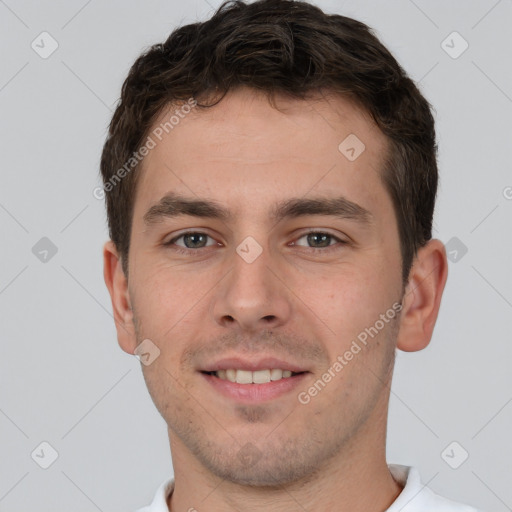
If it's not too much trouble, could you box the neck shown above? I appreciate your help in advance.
[166,420,403,512]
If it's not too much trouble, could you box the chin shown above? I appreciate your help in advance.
[195,439,325,488]
[210,462,312,488]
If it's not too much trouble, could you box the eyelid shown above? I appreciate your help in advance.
[291,229,348,246]
[163,229,348,255]
[165,230,220,247]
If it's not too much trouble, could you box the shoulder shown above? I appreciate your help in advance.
[133,478,174,512]
[387,464,482,512]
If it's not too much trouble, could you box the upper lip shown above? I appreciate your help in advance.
[200,357,309,373]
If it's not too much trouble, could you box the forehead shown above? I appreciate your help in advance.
[133,88,391,225]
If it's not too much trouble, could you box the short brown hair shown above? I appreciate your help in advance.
[100,0,438,286]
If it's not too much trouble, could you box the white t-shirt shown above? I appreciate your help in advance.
[135,464,482,512]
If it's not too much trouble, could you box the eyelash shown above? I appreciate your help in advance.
[164,230,348,255]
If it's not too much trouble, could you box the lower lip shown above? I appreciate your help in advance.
[201,372,309,403]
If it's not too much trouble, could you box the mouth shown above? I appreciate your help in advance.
[201,368,305,383]
[199,359,310,403]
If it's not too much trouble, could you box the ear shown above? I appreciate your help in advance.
[396,238,448,352]
[103,240,137,355]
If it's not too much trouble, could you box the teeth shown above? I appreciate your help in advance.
[270,368,283,381]
[235,370,253,384]
[253,370,271,384]
[214,369,297,383]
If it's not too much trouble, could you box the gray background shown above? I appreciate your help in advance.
[0,0,511,511]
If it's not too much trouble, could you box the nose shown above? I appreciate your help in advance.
[211,242,293,333]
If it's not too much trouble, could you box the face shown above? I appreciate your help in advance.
[123,88,406,485]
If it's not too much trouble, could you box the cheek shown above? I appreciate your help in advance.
[131,261,221,344]
[130,265,183,336]
[305,262,399,344]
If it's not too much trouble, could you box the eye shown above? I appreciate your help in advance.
[292,231,347,250]
[165,231,219,251]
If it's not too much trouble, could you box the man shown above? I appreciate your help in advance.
[100,1,480,510]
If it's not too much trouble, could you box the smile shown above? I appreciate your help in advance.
[201,370,309,403]
[204,368,302,384]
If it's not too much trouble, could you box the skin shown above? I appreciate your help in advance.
[103,87,448,512]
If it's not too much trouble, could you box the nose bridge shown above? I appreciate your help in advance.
[234,236,271,293]
[212,234,292,330]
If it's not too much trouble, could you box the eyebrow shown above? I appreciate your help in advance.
[143,192,374,227]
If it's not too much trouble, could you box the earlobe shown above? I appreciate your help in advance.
[396,239,449,353]
[102,240,137,354]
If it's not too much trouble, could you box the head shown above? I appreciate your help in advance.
[102,0,447,488]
